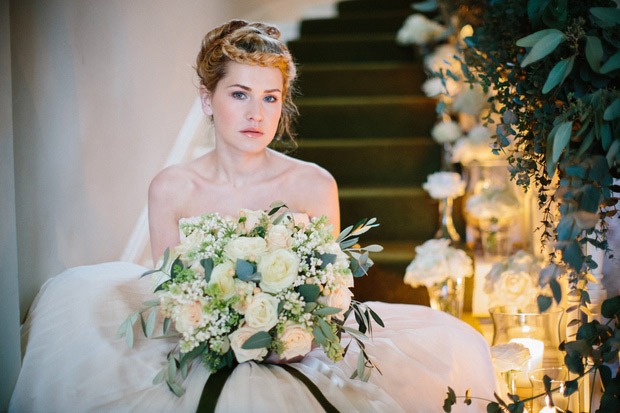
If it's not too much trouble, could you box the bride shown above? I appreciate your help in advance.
[10,20,497,412]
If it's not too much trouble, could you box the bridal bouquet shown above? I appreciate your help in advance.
[118,203,383,396]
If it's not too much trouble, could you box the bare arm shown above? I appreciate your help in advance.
[148,168,188,265]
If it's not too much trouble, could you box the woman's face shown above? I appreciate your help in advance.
[202,61,283,154]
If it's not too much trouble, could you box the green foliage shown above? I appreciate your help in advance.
[459,0,620,275]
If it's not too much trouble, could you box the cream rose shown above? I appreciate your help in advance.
[452,85,489,116]
[279,323,314,360]
[431,120,463,144]
[405,239,473,288]
[258,249,299,293]
[174,301,204,334]
[422,171,466,199]
[238,209,264,232]
[208,261,236,299]
[491,342,531,372]
[224,237,267,263]
[244,293,280,330]
[490,270,538,309]
[318,287,353,321]
[229,326,269,363]
[396,14,447,46]
[266,224,293,251]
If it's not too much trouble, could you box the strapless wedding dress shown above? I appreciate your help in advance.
[10,261,497,412]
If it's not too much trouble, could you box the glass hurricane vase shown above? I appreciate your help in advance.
[427,277,465,318]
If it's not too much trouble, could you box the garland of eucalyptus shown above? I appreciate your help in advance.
[410,0,620,411]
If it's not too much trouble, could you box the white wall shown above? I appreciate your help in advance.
[1,0,21,410]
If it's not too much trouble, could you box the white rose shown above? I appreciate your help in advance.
[424,44,462,75]
[431,120,463,144]
[490,270,539,309]
[266,224,293,251]
[258,249,299,293]
[238,209,264,233]
[174,301,204,334]
[422,78,445,97]
[322,242,350,269]
[174,231,203,263]
[422,171,466,199]
[224,237,267,263]
[452,85,489,116]
[229,326,269,363]
[491,342,531,373]
[318,286,353,321]
[404,239,473,288]
[396,14,447,46]
[209,261,236,299]
[279,323,314,360]
[244,293,280,330]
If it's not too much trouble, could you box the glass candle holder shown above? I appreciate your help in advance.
[529,366,570,412]
[489,306,565,400]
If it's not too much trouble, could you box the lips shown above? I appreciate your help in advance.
[240,128,264,138]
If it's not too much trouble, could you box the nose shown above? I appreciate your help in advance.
[247,100,263,122]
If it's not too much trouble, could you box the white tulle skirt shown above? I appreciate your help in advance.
[10,262,497,412]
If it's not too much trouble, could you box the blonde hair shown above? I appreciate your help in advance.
[196,20,298,146]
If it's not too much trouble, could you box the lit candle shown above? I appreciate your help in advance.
[509,337,544,387]
[539,395,557,412]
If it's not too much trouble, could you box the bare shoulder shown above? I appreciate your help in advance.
[148,163,197,206]
[272,151,337,189]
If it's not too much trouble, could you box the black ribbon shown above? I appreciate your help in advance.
[195,364,340,413]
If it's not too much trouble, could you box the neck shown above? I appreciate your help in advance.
[211,147,272,187]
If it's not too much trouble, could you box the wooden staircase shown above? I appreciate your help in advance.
[287,0,455,304]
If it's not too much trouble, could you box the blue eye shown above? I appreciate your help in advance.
[264,95,278,103]
[232,91,246,99]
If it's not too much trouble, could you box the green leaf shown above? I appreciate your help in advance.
[241,331,272,349]
[552,121,573,163]
[602,296,620,319]
[167,380,186,397]
[549,278,563,304]
[443,387,457,412]
[297,284,321,303]
[590,7,620,27]
[146,307,157,337]
[412,0,437,12]
[314,306,343,316]
[586,36,603,72]
[170,256,183,280]
[520,31,566,67]
[368,306,385,328]
[152,368,165,385]
[537,295,553,312]
[235,259,257,281]
[607,140,620,168]
[602,122,612,151]
[318,318,337,341]
[516,28,563,47]
[319,253,337,269]
[600,52,620,74]
[564,379,579,396]
[542,56,575,93]
[167,353,177,382]
[604,99,620,121]
[267,200,287,215]
[312,325,328,346]
[564,351,585,375]
[163,317,171,334]
[201,258,214,283]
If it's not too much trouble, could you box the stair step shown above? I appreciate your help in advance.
[296,95,436,138]
[300,10,411,36]
[297,62,425,97]
[288,34,418,63]
[293,137,440,186]
[338,186,438,240]
[338,0,415,15]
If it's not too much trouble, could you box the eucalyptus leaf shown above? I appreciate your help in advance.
[602,122,612,151]
[586,36,603,72]
[339,237,360,249]
[520,31,566,67]
[604,99,620,121]
[336,225,353,243]
[125,322,134,348]
[537,295,553,312]
[314,306,344,316]
[412,0,437,12]
[318,318,337,341]
[304,302,318,313]
[297,284,321,303]
[319,253,337,269]
[602,296,620,319]
[607,140,620,168]
[362,244,384,253]
[552,121,573,163]
[542,56,574,93]
[235,259,257,281]
[167,380,186,397]
[152,368,165,385]
[163,317,171,334]
[146,307,157,338]
[600,51,620,74]
[167,354,177,382]
[170,256,183,280]
[201,258,214,283]
[590,7,620,27]
[516,28,563,47]
[312,326,328,346]
[241,331,272,349]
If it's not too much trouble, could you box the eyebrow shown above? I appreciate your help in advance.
[227,84,282,94]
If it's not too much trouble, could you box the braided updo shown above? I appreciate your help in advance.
[196,20,298,145]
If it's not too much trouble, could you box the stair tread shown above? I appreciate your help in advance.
[339,186,426,197]
[297,136,435,148]
[297,95,433,106]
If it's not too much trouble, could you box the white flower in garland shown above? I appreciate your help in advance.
[404,239,473,288]
[423,171,466,200]
[431,119,463,144]
[452,124,498,165]
[491,342,531,373]
[396,14,448,46]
